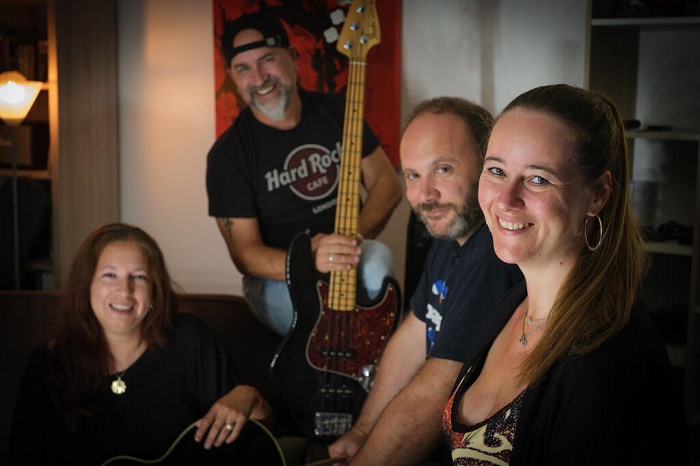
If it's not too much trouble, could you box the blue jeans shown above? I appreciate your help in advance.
[243,239,394,336]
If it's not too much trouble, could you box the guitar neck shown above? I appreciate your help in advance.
[329,59,366,311]
[328,0,379,312]
[334,58,366,239]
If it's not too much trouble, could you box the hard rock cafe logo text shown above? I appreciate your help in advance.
[265,143,341,201]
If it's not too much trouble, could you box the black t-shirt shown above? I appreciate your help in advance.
[10,314,240,465]
[206,90,380,249]
[411,223,523,361]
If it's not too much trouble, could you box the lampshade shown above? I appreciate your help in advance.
[0,71,42,126]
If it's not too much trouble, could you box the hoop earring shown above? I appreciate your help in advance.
[585,215,603,252]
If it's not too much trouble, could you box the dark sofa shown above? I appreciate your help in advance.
[0,291,316,465]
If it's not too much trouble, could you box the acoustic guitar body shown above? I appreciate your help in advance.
[101,419,284,466]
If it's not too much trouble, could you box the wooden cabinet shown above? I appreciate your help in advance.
[0,0,118,289]
[586,0,700,423]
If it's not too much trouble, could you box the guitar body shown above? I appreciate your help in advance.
[270,232,400,442]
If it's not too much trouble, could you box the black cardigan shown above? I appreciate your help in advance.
[448,281,687,465]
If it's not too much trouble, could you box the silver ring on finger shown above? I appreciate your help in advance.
[328,254,334,262]
[224,422,234,431]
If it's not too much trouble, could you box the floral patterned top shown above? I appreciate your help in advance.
[443,363,525,465]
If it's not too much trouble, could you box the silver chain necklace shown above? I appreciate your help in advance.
[519,306,547,347]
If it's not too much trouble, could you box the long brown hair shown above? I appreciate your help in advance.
[500,85,648,385]
[49,223,177,429]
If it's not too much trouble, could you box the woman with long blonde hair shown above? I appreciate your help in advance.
[443,84,685,464]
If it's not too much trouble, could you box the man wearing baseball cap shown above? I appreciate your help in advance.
[206,11,402,337]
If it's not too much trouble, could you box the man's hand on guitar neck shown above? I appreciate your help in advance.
[312,233,362,274]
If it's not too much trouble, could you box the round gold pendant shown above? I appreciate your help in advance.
[111,378,127,395]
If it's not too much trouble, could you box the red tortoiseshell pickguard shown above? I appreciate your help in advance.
[305,280,398,378]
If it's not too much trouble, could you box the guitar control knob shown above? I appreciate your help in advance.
[357,364,376,391]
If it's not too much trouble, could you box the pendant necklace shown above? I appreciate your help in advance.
[519,306,547,347]
[111,372,128,395]
[111,341,144,395]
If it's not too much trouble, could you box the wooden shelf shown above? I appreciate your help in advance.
[627,129,700,142]
[0,0,47,5]
[646,241,693,256]
[0,168,50,180]
[592,16,700,28]
[589,1,700,421]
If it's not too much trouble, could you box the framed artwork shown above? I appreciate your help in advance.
[212,0,402,166]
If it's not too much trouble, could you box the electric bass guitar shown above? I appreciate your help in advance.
[270,0,401,443]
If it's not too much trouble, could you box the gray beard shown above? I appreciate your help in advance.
[417,187,483,241]
[249,78,294,121]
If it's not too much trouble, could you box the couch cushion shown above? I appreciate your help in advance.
[178,294,282,390]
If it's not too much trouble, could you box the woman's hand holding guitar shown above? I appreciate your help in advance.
[194,385,271,450]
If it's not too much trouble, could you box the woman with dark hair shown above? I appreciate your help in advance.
[10,223,272,465]
[443,84,685,464]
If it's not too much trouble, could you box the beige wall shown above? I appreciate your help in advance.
[117,0,586,295]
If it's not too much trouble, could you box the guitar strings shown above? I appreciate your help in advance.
[341,42,362,431]
[323,35,366,434]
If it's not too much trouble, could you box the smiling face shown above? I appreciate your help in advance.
[90,240,152,340]
[229,28,298,123]
[479,108,602,272]
[401,112,483,244]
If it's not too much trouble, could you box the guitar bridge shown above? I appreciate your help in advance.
[314,412,353,437]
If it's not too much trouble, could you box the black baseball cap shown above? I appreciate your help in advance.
[222,11,290,65]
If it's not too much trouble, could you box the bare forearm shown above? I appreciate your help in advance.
[329,314,426,462]
[350,391,445,465]
[350,358,462,465]
[354,335,423,433]
[233,245,287,281]
[216,217,287,281]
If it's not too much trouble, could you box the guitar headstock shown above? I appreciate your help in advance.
[336,0,380,62]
